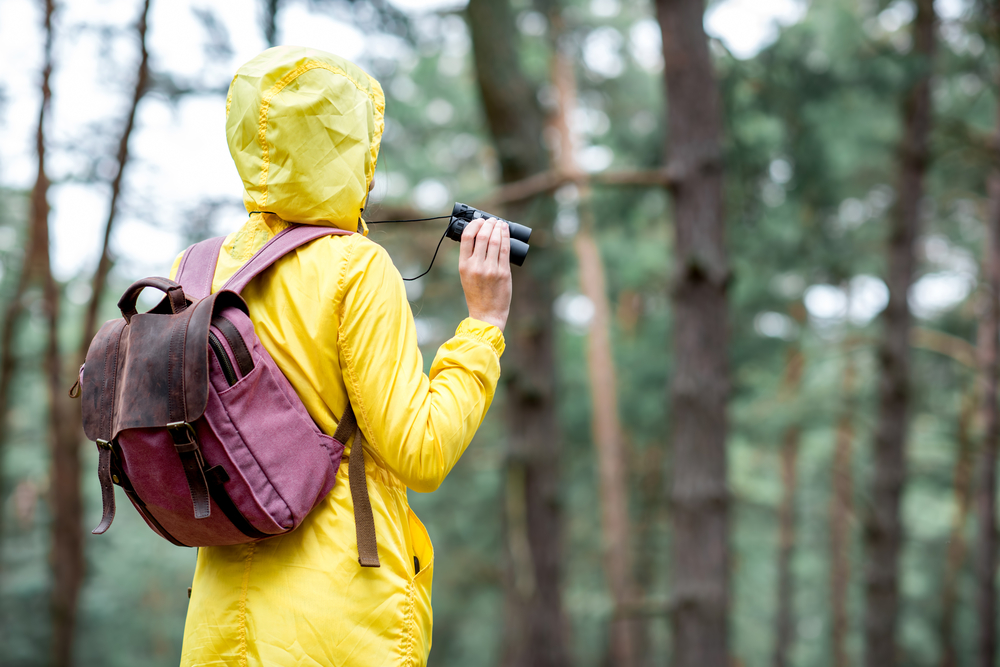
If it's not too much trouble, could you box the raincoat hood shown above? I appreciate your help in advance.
[226,46,385,232]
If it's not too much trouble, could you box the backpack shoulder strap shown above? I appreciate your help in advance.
[221,225,354,294]
[175,225,353,298]
[175,236,226,300]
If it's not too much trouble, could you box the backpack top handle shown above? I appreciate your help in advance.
[118,277,188,324]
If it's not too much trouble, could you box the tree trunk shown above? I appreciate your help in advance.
[773,346,804,667]
[466,1,569,665]
[576,228,639,665]
[25,2,82,665]
[544,25,638,665]
[654,1,730,666]
[975,97,1000,667]
[50,4,155,663]
[635,442,666,665]
[940,385,976,667]
[0,240,30,549]
[79,0,151,356]
[831,345,858,667]
[864,2,935,666]
[260,0,279,48]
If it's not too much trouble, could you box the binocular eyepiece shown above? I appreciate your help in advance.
[445,202,532,266]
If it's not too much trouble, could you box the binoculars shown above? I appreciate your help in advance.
[445,202,532,266]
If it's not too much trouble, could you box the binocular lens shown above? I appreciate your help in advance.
[508,221,531,245]
[510,238,529,266]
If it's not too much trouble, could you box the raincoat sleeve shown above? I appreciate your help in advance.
[337,237,504,493]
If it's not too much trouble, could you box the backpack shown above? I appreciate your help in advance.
[78,224,380,566]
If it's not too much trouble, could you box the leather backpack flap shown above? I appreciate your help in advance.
[111,291,249,435]
[81,318,128,442]
[82,290,250,439]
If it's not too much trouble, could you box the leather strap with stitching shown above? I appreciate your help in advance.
[211,316,254,377]
[169,424,212,520]
[92,319,126,535]
[165,304,212,521]
[92,443,116,535]
[334,404,380,568]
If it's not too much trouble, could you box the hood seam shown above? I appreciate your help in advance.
[256,60,381,209]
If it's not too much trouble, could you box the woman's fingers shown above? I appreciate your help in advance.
[462,217,510,273]
[460,219,485,262]
[473,218,496,262]
[458,216,513,333]
[485,219,505,266]
[498,222,511,266]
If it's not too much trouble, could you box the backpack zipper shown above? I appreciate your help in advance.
[209,331,238,386]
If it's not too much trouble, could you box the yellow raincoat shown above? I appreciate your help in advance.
[174,47,504,666]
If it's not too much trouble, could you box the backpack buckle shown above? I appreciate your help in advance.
[166,422,199,452]
[166,421,212,520]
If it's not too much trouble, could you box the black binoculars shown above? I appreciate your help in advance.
[445,202,532,266]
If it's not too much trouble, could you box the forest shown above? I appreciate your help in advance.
[0,0,998,665]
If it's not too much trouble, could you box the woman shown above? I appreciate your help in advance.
[175,46,511,666]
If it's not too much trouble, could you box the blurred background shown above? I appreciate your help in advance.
[0,0,997,665]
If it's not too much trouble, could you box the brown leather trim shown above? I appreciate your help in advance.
[167,304,197,423]
[100,292,249,436]
[118,277,187,323]
[212,316,254,378]
[81,319,126,442]
[182,294,224,422]
[169,424,212,520]
[91,442,116,534]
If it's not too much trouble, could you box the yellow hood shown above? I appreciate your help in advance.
[226,46,385,232]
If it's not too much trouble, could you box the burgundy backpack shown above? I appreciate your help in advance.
[79,224,380,566]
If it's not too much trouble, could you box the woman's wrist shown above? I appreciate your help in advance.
[467,311,507,333]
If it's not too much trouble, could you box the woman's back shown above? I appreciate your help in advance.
[175,46,511,666]
[176,212,503,666]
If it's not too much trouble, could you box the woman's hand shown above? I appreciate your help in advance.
[459,217,512,332]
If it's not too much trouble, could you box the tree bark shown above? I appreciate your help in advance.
[25,2,82,664]
[773,345,804,667]
[864,3,935,666]
[831,345,858,667]
[50,5,155,663]
[260,0,279,48]
[544,23,638,665]
[654,2,730,666]
[975,100,1000,667]
[576,228,639,665]
[79,0,151,356]
[466,1,569,665]
[940,385,976,667]
[0,240,30,549]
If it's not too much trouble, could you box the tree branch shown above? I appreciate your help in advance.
[79,0,151,359]
[481,168,673,208]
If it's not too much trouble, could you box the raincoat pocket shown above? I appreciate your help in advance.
[408,508,434,659]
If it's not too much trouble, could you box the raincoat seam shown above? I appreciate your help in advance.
[238,543,256,667]
[256,61,380,208]
[257,62,317,207]
[401,579,417,666]
[225,73,237,118]
[340,331,380,463]
[335,238,386,468]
